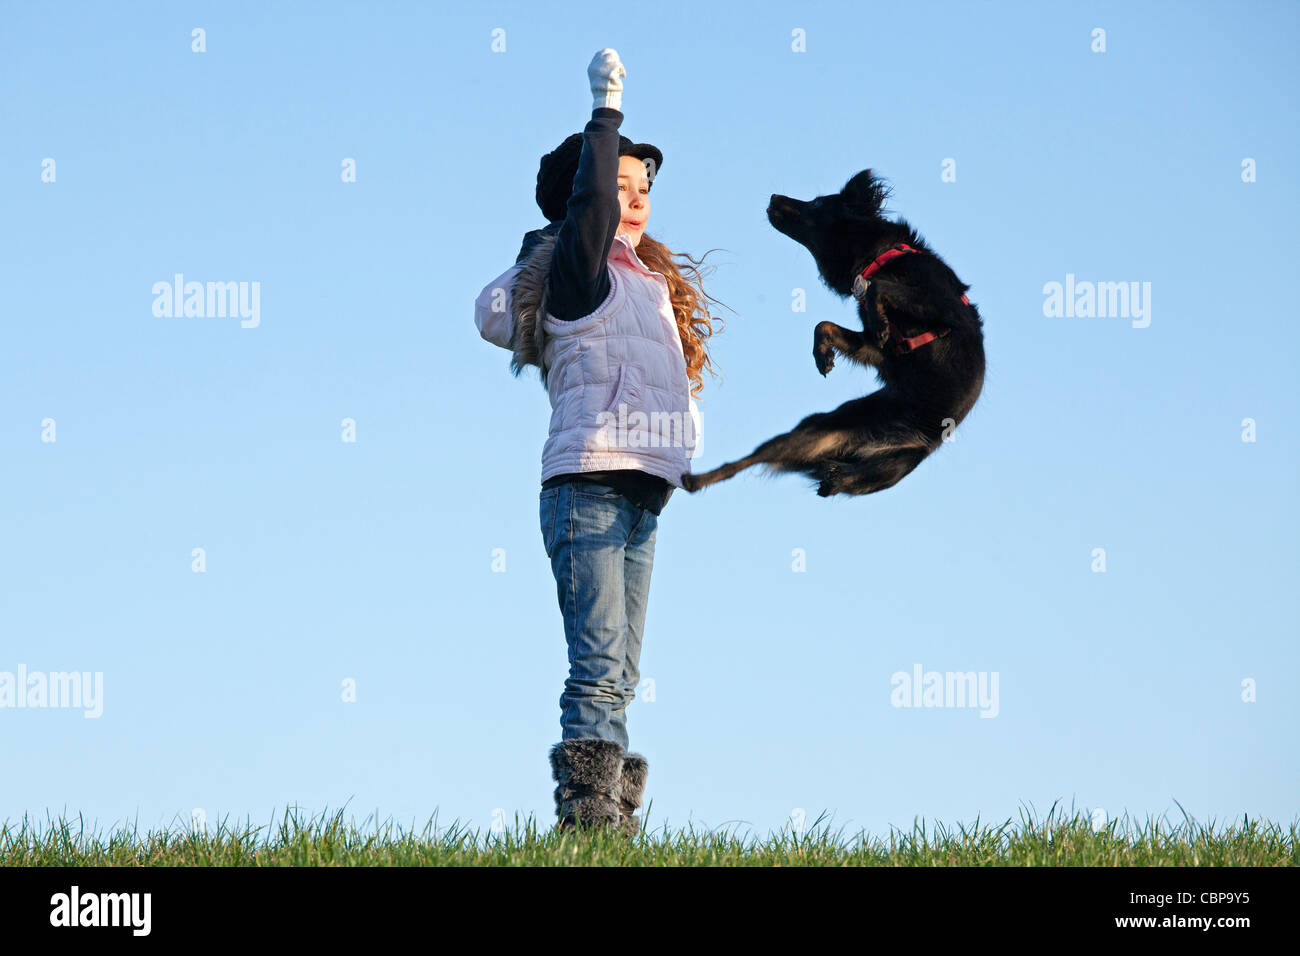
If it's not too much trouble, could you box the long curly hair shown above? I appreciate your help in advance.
[629,233,728,401]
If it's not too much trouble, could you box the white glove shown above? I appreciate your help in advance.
[588,48,626,111]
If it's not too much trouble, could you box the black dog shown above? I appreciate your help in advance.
[680,169,984,497]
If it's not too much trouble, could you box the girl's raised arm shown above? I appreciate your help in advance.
[546,49,628,322]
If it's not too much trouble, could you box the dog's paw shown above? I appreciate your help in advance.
[816,462,841,497]
[814,341,835,376]
[813,326,836,376]
[680,472,699,493]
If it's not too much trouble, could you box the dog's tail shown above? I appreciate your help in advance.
[683,415,932,495]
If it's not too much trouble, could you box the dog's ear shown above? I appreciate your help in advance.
[843,169,891,214]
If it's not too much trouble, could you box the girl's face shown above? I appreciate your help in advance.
[616,154,650,247]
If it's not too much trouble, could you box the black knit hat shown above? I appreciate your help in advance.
[535,132,663,223]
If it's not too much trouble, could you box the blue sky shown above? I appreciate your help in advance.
[2,0,1296,843]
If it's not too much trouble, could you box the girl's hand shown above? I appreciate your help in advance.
[588,48,626,111]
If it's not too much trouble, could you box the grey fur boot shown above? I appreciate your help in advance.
[616,752,648,837]
[549,738,624,832]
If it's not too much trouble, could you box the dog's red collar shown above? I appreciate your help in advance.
[852,243,970,354]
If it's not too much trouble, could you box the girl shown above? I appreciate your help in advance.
[474,49,724,834]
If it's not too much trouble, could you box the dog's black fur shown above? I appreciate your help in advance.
[680,169,984,497]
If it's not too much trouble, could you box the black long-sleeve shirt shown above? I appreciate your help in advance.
[519,107,674,515]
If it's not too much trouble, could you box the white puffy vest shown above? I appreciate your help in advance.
[474,232,701,488]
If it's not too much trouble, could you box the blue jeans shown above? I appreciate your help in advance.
[539,479,658,751]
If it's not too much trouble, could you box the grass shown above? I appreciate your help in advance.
[2,799,1294,866]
